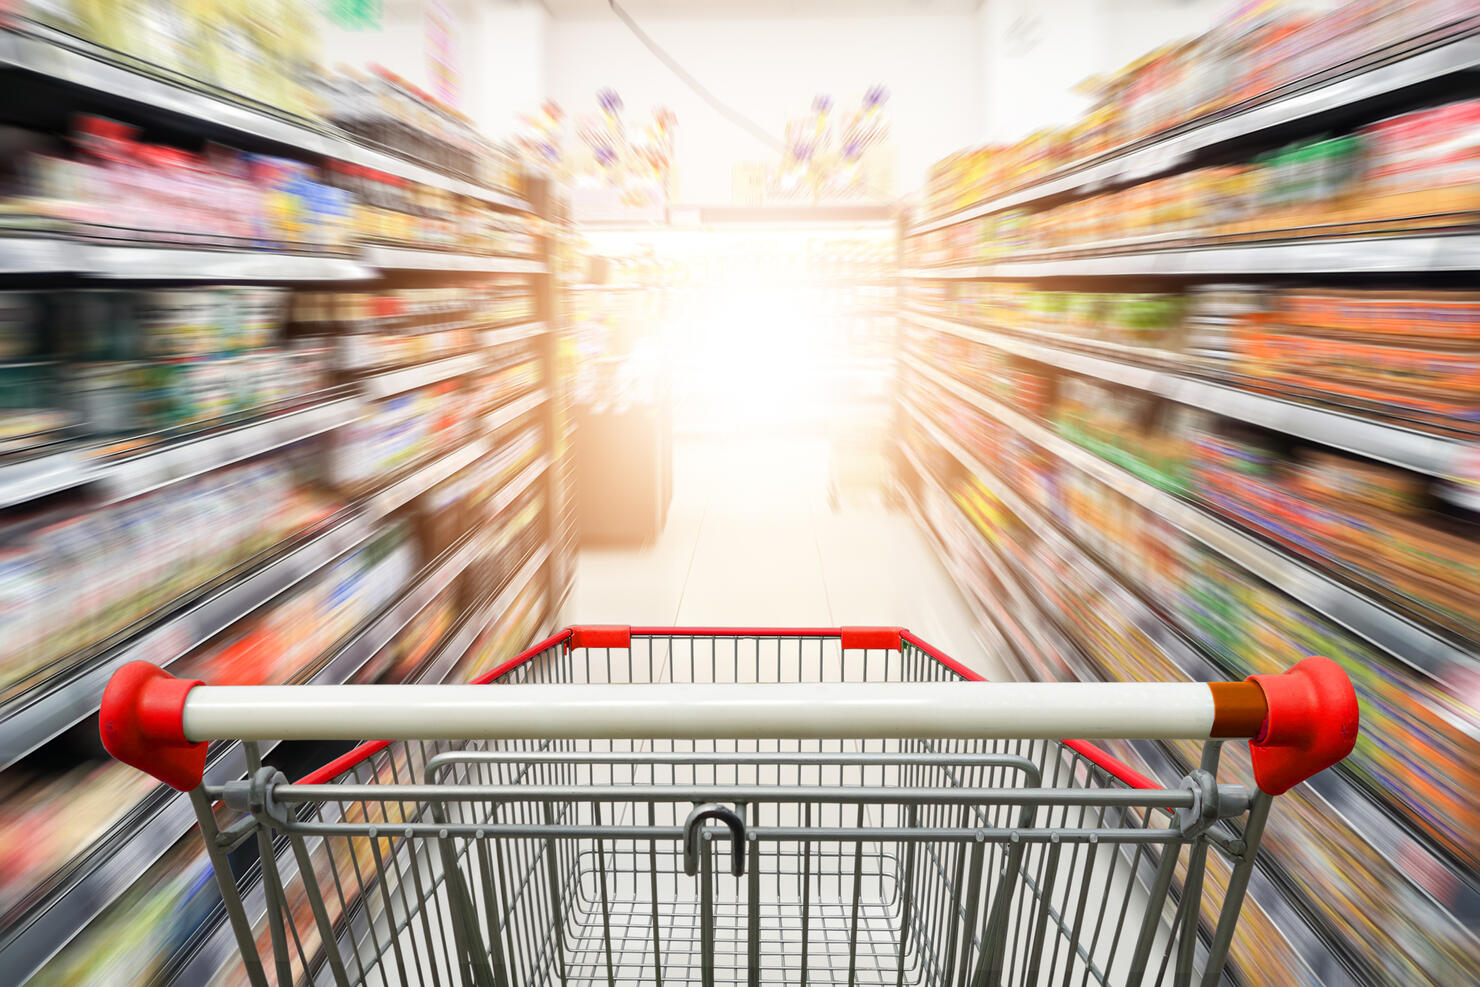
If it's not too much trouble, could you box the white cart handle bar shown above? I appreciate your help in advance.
[99,628,1357,797]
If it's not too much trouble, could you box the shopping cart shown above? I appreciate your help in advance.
[101,625,1357,987]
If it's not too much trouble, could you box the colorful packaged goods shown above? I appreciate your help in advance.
[918,385,1480,983]
[180,521,415,687]
[1192,434,1480,640]
[5,116,352,250]
[1052,378,1191,495]
[6,0,325,120]
[919,0,1478,223]
[0,458,334,693]
[321,65,520,194]
[3,2,524,195]
[914,95,1480,263]
[327,379,478,492]
[1232,289,1480,422]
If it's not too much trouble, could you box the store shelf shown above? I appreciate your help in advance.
[904,456,1344,986]
[902,353,1475,692]
[1119,735,1358,987]
[910,30,1480,235]
[361,246,546,274]
[0,394,361,510]
[0,25,531,211]
[360,354,484,400]
[0,446,98,510]
[0,420,544,772]
[0,509,375,772]
[901,495,1018,668]
[364,437,489,519]
[481,387,551,436]
[0,236,374,280]
[904,393,1478,883]
[481,320,547,347]
[0,489,533,984]
[903,232,1480,279]
[413,542,552,688]
[908,310,1476,480]
[176,541,554,986]
[99,394,365,503]
[0,731,258,983]
[902,430,1359,986]
[0,32,562,978]
[0,536,423,983]
[0,237,552,279]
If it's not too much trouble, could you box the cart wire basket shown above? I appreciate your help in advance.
[101,625,1358,987]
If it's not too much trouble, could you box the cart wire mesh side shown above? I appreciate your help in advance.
[99,627,1359,987]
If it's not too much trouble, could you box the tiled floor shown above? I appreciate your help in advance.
[563,434,1010,679]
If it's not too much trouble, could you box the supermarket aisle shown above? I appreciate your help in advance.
[565,434,1006,677]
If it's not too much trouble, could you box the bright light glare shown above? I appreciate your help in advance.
[586,227,893,433]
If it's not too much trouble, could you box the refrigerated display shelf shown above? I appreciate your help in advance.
[902,232,1480,280]
[0,491,541,985]
[903,352,1475,692]
[0,236,374,280]
[175,542,553,986]
[0,24,531,212]
[906,310,1477,482]
[910,28,1480,235]
[361,246,546,274]
[899,439,1353,987]
[902,397,1479,905]
[0,392,363,512]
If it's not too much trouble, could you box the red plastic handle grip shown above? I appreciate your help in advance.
[100,661,207,792]
[1246,655,1359,795]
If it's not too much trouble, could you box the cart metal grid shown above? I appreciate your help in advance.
[100,625,1358,987]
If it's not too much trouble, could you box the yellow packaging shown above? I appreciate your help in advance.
[206,0,252,98]
[131,0,194,75]
[277,0,323,119]
[238,0,282,106]
[78,0,133,54]
[16,0,101,41]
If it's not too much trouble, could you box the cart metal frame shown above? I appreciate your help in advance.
[101,625,1357,987]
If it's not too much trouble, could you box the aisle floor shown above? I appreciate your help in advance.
[563,435,1007,678]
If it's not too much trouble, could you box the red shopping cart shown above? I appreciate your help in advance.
[101,625,1356,987]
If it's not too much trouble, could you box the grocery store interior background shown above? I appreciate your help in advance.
[1,0,1477,984]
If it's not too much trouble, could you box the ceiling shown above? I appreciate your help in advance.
[541,0,982,19]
